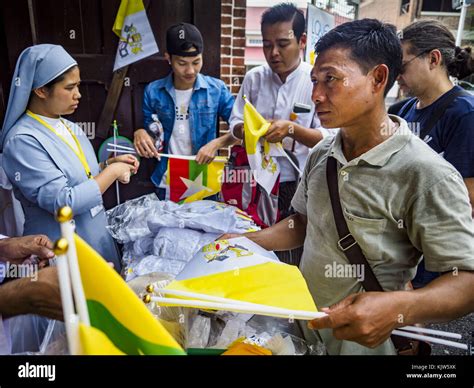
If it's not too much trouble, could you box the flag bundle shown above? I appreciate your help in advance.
[112,0,159,71]
[144,237,323,320]
[243,97,288,194]
[165,156,226,203]
[54,207,185,355]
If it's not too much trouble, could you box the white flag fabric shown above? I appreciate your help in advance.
[244,100,287,194]
[112,0,159,71]
[165,237,318,313]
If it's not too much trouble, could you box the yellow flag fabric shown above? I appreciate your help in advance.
[78,323,125,355]
[112,0,144,37]
[165,237,317,315]
[112,0,159,71]
[243,100,271,155]
[75,234,185,355]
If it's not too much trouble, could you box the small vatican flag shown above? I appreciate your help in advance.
[112,0,159,71]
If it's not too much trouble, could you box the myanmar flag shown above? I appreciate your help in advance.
[78,323,125,355]
[75,234,185,355]
[165,157,226,203]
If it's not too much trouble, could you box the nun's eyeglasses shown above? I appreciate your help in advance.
[400,50,433,74]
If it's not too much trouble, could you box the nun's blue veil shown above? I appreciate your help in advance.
[0,44,77,150]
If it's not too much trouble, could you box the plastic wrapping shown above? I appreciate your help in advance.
[128,273,187,347]
[187,315,211,349]
[106,194,259,280]
[184,310,324,355]
[152,228,220,261]
[9,316,68,355]
[106,193,162,243]
[124,255,187,282]
[147,200,241,234]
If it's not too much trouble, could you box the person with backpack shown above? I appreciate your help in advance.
[393,20,474,287]
[227,3,333,265]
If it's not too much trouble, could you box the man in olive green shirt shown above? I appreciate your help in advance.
[223,19,474,355]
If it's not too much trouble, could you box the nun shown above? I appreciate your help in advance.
[0,44,138,270]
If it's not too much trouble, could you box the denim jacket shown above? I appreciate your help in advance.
[142,73,235,187]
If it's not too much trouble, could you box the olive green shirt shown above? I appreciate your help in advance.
[291,115,474,355]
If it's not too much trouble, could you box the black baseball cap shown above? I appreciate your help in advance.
[166,23,203,57]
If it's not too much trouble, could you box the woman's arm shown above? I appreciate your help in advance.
[3,135,116,215]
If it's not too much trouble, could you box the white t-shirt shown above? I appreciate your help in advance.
[159,88,193,189]
[37,114,79,153]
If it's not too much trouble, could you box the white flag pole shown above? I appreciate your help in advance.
[113,120,121,205]
[53,238,79,355]
[57,207,90,326]
[148,287,466,348]
[149,295,327,320]
[392,329,467,351]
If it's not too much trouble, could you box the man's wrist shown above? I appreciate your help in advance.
[288,121,297,138]
[0,277,30,317]
[392,290,420,327]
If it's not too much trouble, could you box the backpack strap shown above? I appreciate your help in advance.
[418,89,470,140]
[397,98,417,118]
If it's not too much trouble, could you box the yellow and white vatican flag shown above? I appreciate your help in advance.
[145,237,323,320]
[112,0,159,71]
[243,97,287,194]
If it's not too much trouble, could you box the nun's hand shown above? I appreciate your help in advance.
[112,162,135,184]
[109,154,139,174]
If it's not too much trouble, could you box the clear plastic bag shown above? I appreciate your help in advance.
[106,193,163,243]
[9,315,68,355]
[108,195,259,280]
[128,273,187,347]
[147,200,241,234]
[183,310,324,355]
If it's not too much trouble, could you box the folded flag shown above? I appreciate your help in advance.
[165,157,225,203]
[244,99,286,194]
[75,234,185,355]
[165,237,317,313]
[112,0,159,71]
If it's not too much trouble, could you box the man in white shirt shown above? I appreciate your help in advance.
[0,234,61,354]
[229,3,333,264]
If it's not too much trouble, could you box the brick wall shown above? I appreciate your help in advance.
[221,0,247,95]
[219,0,247,154]
[359,0,419,30]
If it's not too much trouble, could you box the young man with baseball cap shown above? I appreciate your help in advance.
[134,22,236,199]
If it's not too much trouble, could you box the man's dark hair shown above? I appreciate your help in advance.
[401,19,473,80]
[315,18,402,96]
[261,2,305,42]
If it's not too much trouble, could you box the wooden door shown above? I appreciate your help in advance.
[0,0,221,208]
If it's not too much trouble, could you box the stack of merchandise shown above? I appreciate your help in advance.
[106,194,259,281]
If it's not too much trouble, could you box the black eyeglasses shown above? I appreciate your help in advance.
[400,50,433,74]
